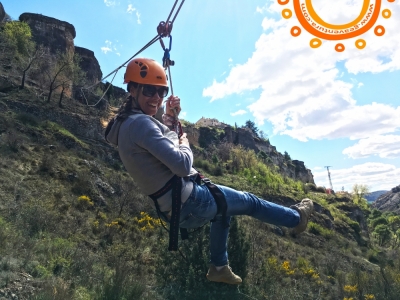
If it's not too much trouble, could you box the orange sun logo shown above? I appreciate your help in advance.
[278,0,395,52]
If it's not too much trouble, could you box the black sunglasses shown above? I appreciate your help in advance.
[142,85,169,98]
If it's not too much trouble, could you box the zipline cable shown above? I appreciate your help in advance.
[165,0,178,24]
[80,0,185,107]
[171,0,185,24]
[80,34,161,107]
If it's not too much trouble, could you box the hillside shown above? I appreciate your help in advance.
[371,185,400,213]
[1,87,400,299]
[365,190,389,203]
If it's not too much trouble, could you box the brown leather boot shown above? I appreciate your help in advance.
[206,265,242,285]
[291,198,314,234]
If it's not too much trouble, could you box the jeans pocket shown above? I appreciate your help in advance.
[180,213,208,229]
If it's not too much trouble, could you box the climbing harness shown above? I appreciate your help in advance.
[149,170,229,253]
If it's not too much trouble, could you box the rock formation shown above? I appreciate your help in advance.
[371,185,400,213]
[74,46,102,84]
[19,13,76,55]
[0,2,5,22]
[184,123,315,184]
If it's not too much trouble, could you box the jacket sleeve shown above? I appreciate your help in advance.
[130,117,193,177]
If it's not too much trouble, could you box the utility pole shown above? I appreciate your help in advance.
[324,166,334,191]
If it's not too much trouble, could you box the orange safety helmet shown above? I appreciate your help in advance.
[124,58,168,86]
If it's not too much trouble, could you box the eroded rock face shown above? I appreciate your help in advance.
[0,3,5,22]
[371,185,400,213]
[19,13,76,55]
[75,46,102,84]
[184,123,315,184]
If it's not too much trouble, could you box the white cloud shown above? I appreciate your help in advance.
[256,5,268,14]
[101,40,122,56]
[126,5,141,24]
[101,40,112,54]
[136,11,141,25]
[357,82,363,88]
[180,111,187,118]
[343,135,400,158]
[313,162,400,191]
[104,0,117,7]
[202,1,400,142]
[231,109,247,116]
[127,4,136,14]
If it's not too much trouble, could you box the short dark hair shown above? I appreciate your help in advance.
[127,81,139,92]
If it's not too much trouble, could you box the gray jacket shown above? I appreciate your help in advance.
[106,109,196,212]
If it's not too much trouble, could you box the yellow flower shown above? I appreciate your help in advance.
[78,195,93,206]
[92,220,99,228]
[135,212,162,231]
[344,285,358,293]
[281,261,295,275]
[282,261,290,270]
[312,273,320,280]
[364,295,375,300]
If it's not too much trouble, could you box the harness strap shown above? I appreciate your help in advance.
[200,177,229,229]
[149,175,187,251]
[169,177,184,250]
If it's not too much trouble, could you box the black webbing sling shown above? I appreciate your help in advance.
[149,172,228,252]
[149,175,188,251]
[195,172,229,229]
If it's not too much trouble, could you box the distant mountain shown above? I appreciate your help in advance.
[365,190,388,203]
[371,185,400,213]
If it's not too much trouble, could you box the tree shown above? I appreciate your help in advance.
[2,21,32,56]
[259,130,268,141]
[0,21,46,89]
[284,151,291,161]
[373,224,391,246]
[388,216,400,232]
[0,21,33,78]
[245,120,258,136]
[352,184,370,205]
[39,51,85,105]
[257,150,268,162]
[371,216,389,228]
[19,44,46,89]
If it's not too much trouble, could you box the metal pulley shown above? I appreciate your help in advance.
[157,21,173,38]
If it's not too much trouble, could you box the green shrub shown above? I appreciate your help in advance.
[316,186,326,193]
[308,222,333,238]
[348,220,361,234]
[213,164,224,176]
[305,183,317,192]
[371,216,389,228]
[16,112,39,127]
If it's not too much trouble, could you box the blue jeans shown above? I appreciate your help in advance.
[179,182,300,267]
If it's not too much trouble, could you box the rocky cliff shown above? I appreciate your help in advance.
[19,13,76,55]
[74,46,102,84]
[12,10,128,106]
[371,185,400,213]
[0,3,5,22]
[184,123,314,184]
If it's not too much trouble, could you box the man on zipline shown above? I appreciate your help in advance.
[105,57,314,285]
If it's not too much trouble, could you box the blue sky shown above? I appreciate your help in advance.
[4,0,400,192]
